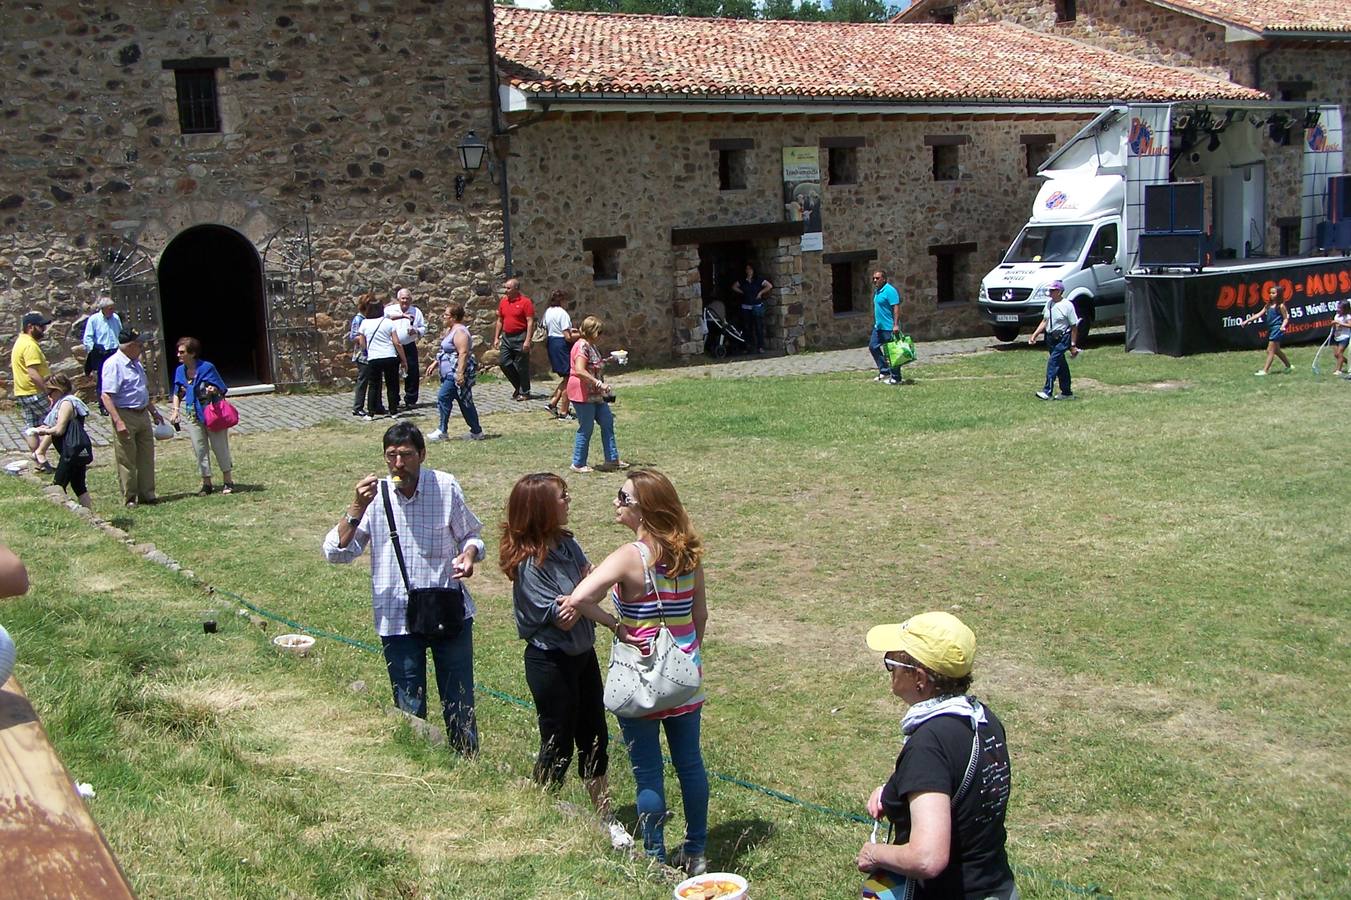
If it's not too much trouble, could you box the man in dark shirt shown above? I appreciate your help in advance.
[731,263,772,354]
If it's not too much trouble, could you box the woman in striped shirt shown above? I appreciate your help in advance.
[560,469,710,875]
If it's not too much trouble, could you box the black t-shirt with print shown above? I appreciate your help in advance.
[880,705,1015,899]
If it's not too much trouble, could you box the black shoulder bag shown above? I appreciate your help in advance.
[61,406,94,464]
[381,480,465,639]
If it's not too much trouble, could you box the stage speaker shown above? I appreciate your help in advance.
[1328,175,1351,224]
[1172,182,1204,232]
[1144,182,1204,233]
[1336,219,1351,250]
[1317,220,1335,249]
[1140,232,1205,268]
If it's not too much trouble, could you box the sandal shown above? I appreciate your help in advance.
[569,465,593,474]
[221,484,234,495]
[198,484,214,496]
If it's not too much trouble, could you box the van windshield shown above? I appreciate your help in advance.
[1004,225,1091,264]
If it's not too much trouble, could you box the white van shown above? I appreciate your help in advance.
[978,175,1125,342]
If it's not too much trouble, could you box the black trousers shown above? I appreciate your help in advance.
[522,643,609,785]
[352,360,371,413]
[401,341,420,406]
[85,347,115,411]
[366,357,400,414]
[499,331,531,396]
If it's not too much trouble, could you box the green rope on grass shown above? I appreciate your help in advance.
[216,587,1107,897]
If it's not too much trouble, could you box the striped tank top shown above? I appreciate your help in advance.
[611,541,704,719]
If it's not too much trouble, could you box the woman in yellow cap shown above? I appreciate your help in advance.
[857,611,1017,899]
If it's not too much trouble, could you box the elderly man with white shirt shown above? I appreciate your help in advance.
[322,421,485,754]
[1028,280,1080,401]
[99,329,165,507]
[385,288,426,410]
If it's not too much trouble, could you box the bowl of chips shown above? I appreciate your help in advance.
[673,873,748,900]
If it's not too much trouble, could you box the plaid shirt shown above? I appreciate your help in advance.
[322,468,486,637]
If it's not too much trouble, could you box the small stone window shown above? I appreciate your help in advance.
[583,235,626,285]
[1278,81,1312,103]
[926,135,968,182]
[1055,0,1076,22]
[930,242,977,306]
[822,136,864,186]
[163,58,229,134]
[823,249,877,315]
[712,139,753,191]
[931,5,956,23]
[1021,134,1055,177]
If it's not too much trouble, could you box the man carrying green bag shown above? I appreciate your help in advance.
[881,333,916,377]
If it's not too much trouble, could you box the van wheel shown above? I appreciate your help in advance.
[992,326,1020,343]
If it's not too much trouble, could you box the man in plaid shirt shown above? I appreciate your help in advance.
[323,422,486,754]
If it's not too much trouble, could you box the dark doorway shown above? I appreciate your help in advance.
[157,225,267,390]
[698,240,755,353]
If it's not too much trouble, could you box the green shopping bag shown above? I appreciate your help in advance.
[882,334,916,369]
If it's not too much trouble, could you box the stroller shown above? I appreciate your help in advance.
[701,300,746,358]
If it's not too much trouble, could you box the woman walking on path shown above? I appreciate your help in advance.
[560,469,709,875]
[34,374,93,509]
[1241,285,1292,375]
[425,302,485,442]
[499,472,634,852]
[170,337,236,495]
[543,290,577,420]
[566,316,627,474]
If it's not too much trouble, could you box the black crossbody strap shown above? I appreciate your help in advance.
[380,481,414,595]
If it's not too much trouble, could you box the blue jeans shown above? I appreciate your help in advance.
[381,621,478,755]
[742,304,766,352]
[437,376,482,435]
[617,708,709,861]
[1042,331,1073,396]
[572,401,618,468]
[868,327,899,377]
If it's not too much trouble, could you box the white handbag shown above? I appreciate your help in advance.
[602,542,701,718]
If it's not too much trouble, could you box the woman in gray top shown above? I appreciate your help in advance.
[499,472,633,851]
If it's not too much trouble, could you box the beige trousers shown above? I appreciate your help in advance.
[113,407,155,503]
[185,408,233,479]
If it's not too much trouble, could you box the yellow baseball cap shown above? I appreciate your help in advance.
[866,611,976,678]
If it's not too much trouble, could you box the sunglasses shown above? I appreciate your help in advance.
[883,657,922,674]
[560,491,571,503]
[617,488,638,507]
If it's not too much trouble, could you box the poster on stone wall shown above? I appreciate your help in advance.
[783,147,823,252]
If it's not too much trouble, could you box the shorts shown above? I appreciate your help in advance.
[547,336,570,377]
[17,393,49,428]
[1333,334,1350,346]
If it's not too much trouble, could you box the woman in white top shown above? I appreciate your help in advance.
[356,293,407,417]
[1332,299,1351,376]
[543,289,577,420]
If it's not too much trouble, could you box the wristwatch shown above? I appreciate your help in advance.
[343,512,361,526]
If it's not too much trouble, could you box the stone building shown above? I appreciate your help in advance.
[495,8,1262,359]
[1,0,503,397]
[894,0,1351,108]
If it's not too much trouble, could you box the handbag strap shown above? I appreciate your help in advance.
[625,540,669,630]
[380,481,414,596]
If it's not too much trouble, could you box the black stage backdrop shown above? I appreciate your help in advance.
[1127,258,1346,356]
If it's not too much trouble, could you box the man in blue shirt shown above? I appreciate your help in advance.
[100,329,165,508]
[868,270,903,385]
[82,294,122,415]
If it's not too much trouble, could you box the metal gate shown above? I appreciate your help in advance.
[98,237,167,396]
[261,216,321,387]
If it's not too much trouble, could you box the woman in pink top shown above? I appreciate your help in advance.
[567,316,628,474]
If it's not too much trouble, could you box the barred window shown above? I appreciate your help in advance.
[174,69,221,134]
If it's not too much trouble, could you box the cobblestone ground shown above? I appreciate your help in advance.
[0,332,1061,456]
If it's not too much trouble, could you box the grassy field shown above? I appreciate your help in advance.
[2,341,1347,899]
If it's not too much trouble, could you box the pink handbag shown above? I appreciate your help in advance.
[203,398,239,432]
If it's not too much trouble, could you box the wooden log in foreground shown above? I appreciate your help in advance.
[0,675,136,899]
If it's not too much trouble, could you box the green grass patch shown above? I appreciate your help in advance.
[3,342,1348,898]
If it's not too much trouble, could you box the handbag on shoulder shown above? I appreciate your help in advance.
[602,542,701,718]
[381,481,465,639]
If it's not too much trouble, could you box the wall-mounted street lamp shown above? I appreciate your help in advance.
[455,131,488,201]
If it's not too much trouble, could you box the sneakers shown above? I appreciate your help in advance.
[456,432,487,441]
[884,375,900,385]
[606,821,634,851]
[1281,366,1293,374]
[873,372,887,382]
[426,429,445,442]
[570,465,593,474]
[668,849,708,877]
[360,414,375,422]
[1036,390,1052,400]
[1053,393,1076,401]
[1254,370,1268,376]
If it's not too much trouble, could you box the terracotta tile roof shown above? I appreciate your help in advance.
[1145,0,1351,34]
[496,8,1264,103]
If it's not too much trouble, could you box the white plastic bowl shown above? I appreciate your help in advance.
[673,872,748,900]
[272,633,316,657]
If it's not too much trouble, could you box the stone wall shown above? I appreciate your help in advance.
[505,111,1090,361]
[0,0,503,398]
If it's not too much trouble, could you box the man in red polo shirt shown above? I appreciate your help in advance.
[492,278,536,401]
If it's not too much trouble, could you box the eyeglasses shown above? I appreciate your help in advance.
[617,488,638,507]
[560,492,571,503]
[384,449,419,461]
[883,657,922,674]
